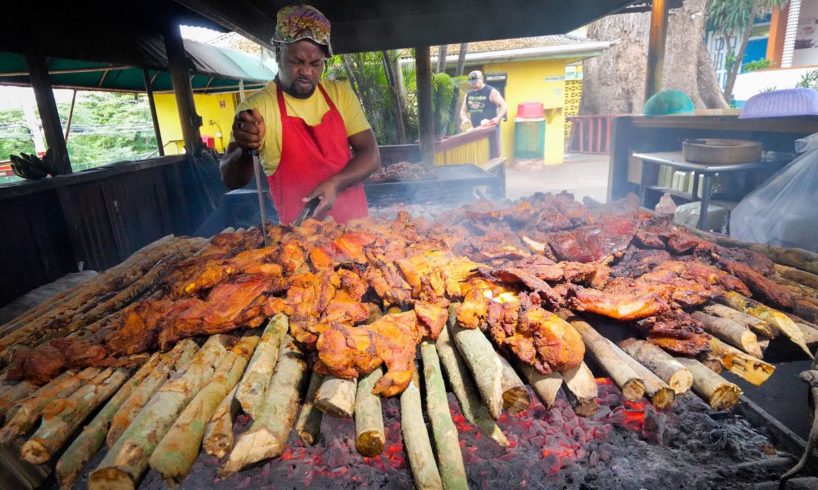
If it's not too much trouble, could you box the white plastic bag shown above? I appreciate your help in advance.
[730,133,818,251]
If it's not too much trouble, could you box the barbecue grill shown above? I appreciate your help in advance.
[1,192,817,490]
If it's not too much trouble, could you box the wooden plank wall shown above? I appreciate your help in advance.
[0,156,213,307]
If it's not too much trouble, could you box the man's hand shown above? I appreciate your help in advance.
[490,116,500,125]
[233,109,266,151]
[304,177,340,217]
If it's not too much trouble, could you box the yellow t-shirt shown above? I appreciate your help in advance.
[233,79,371,175]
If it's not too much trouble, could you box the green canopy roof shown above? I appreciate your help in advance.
[0,39,276,93]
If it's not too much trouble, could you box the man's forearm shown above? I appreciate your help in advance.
[220,143,254,189]
[331,146,380,191]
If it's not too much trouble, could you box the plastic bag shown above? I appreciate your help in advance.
[730,133,818,251]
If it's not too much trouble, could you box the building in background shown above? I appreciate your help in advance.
[709,0,818,103]
[435,35,608,166]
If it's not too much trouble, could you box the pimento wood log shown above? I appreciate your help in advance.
[314,375,357,418]
[105,339,198,448]
[498,355,530,414]
[562,362,598,417]
[421,342,467,490]
[703,303,778,339]
[517,362,562,409]
[295,370,324,446]
[0,235,177,341]
[564,313,645,401]
[618,338,693,395]
[691,311,763,358]
[202,385,239,459]
[221,336,307,476]
[436,307,508,446]
[676,357,742,410]
[0,367,100,444]
[719,292,813,358]
[354,367,384,457]
[89,335,232,489]
[447,304,504,420]
[701,337,775,386]
[604,339,674,410]
[401,369,443,490]
[21,368,129,464]
[775,263,818,291]
[149,334,258,484]
[0,380,36,424]
[54,352,164,489]
[236,313,288,419]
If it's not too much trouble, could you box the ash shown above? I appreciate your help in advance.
[132,380,785,490]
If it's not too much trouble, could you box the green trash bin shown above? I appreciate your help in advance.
[513,117,546,159]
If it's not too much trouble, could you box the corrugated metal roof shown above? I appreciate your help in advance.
[442,35,604,56]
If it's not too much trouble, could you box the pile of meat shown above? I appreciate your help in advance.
[7,192,794,397]
[366,161,438,183]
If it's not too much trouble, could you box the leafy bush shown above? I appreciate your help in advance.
[742,59,771,72]
[796,70,818,90]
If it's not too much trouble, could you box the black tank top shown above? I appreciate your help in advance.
[466,84,497,127]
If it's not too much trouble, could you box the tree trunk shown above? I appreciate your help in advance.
[581,0,727,115]
[723,0,760,102]
[455,44,468,76]
[382,50,408,144]
[437,45,448,73]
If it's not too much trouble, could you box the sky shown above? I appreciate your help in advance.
[0,25,225,111]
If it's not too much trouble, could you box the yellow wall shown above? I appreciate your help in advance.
[154,92,239,154]
[483,59,567,165]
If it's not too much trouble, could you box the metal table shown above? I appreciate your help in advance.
[632,151,788,230]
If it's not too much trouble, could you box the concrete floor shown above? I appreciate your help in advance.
[505,152,610,203]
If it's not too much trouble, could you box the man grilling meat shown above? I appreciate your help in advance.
[220,4,380,224]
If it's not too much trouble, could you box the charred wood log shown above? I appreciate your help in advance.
[295,370,324,446]
[436,307,508,445]
[701,337,774,387]
[401,369,443,490]
[619,338,693,395]
[149,334,258,484]
[314,376,357,418]
[54,353,165,489]
[221,337,307,476]
[354,367,384,457]
[421,342,467,490]
[236,314,288,420]
[89,335,232,488]
[21,368,128,464]
[691,311,762,358]
[676,357,741,410]
[105,339,198,448]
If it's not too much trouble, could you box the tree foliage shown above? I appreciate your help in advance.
[0,91,157,179]
[707,0,789,101]
[326,50,461,145]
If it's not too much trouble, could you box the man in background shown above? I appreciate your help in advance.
[460,70,507,129]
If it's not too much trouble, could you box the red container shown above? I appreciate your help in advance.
[201,135,215,149]
[516,102,545,119]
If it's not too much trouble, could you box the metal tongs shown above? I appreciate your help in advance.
[294,197,321,226]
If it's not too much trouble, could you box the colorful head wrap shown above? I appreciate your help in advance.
[272,5,332,56]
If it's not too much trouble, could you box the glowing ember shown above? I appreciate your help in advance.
[121,376,782,489]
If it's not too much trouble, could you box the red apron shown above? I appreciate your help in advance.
[267,82,369,225]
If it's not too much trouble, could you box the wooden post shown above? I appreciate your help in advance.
[25,51,71,174]
[164,22,202,154]
[64,90,77,143]
[415,46,435,165]
[143,69,165,156]
[644,0,668,101]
